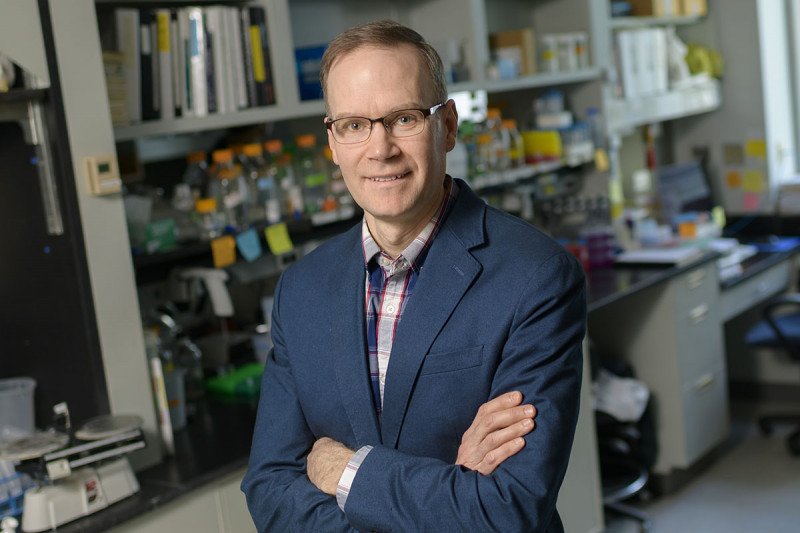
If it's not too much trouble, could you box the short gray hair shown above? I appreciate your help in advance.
[319,20,447,112]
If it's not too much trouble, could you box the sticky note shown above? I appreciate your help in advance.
[725,170,742,189]
[745,139,767,159]
[211,235,237,268]
[743,170,766,193]
[236,228,263,262]
[265,222,294,256]
[743,192,761,211]
[723,144,744,166]
[594,148,610,172]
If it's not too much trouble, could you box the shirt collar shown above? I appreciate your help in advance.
[362,176,458,273]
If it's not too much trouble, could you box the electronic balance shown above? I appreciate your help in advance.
[0,414,145,532]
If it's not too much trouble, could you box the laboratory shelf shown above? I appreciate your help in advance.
[608,14,704,29]
[113,100,327,141]
[449,67,602,95]
[605,79,721,134]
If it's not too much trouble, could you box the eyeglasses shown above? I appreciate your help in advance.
[324,103,446,144]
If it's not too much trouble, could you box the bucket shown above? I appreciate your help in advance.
[0,377,36,442]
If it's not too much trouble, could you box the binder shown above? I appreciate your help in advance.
[240,8,257,107]
[185,7,208,117]
[248,6,275,106]
[139,9,158,120]
[156,9,175,120]
[114,8,141,123]
[170,10,183,117]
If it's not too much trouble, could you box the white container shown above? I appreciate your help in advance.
[0,377,36,441]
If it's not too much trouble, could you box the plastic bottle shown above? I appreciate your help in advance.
[194,198,222,240]
[485,108,510,171]
[182,151,210,199]
[294,134,329,215]
[209,149,246,230]
[242,142,268,223]
[262,139,289,223]
[502,119,526,168]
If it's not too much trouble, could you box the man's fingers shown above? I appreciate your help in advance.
[475,437,527,475]
[479,404,536,435]
[478,391,523,417]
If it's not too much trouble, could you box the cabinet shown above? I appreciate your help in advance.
[108,469,255,533]
[588,261,729,477]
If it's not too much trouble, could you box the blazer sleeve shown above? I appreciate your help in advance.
[241,273,358,533]
[342,252,586,533]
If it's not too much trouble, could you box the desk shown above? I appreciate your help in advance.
[586,243,799,490]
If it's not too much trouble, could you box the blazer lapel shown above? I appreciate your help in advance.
[330,229,382,445]
[380,184,485,448]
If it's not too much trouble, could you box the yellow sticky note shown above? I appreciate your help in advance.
[594,148,610,172]
[725,170,742,189]
[743,170,766,193]
[745,139,767,159]
[265,223,295,256]
[210,235,237,268]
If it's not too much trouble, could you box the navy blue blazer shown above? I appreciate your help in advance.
[242,179,586,532]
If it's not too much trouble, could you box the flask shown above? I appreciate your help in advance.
[294,134,329,215]
[263,139,289,223]
[209,149,246,230]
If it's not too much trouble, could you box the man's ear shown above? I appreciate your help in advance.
[443,100,459,152]
[326,128,340,165]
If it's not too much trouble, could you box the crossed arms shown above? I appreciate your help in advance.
[242,252,586,532]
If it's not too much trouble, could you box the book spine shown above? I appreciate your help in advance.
[240,8,257,108]
[186,7,207,117]
[156,9,175,120]
[203,8,218,114]
[170,11,182,117]
[139,9,157,120]
[114,8,141,123]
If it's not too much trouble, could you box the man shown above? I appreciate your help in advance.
[242,20,586,532]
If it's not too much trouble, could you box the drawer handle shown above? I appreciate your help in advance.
[689,303,709,324]
[694,373,715,391]
[687,269,707,289]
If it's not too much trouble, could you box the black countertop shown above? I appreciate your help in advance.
[56,397,258,533]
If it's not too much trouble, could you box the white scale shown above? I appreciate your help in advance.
[0,414,145,532]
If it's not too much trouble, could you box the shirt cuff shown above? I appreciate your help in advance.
[335,445,373,511]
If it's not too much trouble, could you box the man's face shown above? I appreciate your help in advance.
[325,44,457,229]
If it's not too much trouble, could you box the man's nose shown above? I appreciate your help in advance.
[367,122,400,159]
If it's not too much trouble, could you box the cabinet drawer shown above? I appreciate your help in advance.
[676,298,724,386]
[673,262,719,310]
[720,261,791,321]
[681,367,729,467]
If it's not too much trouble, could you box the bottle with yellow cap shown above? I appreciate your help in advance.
[194,198,222,240]
[294,134,329,216]
[209,148,246,230]
[241,143,268,223]
[502,119,525,168]
[262,139,288,223]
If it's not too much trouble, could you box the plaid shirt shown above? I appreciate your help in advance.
[336,177,458,510]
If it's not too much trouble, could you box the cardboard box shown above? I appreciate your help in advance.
[489,28,536,76]
[628,0,681,17]
[681,0,707,17]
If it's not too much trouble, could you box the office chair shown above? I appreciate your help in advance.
[744,294,800,456]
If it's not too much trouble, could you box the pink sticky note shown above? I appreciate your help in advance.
[743,192,761,211]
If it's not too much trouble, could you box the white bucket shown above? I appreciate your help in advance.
[0,377,36,442]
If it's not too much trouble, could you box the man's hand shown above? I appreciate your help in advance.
[456,391,536,475]
[307,437,355,495]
